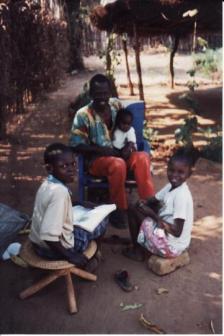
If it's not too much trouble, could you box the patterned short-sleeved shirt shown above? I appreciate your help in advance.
[69,98,123,148]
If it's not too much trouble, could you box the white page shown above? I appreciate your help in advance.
[72,204,116,233]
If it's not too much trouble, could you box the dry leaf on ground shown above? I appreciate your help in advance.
[139,314,166,334]
[156,287,169,295]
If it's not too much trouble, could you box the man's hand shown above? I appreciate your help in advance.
[120,142,136,160]
[100,146,120,157]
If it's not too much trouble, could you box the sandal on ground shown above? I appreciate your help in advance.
[114,270,134,292]
[122,246,145,262]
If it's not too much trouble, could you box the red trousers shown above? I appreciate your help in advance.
[89,152,155,210]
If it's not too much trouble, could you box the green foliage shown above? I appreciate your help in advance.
[175,45,199,147]
[185,68,199,93]
[143,120,158,147]
[174,116,198,147]
[197,36,208,49]
[186,79,199,93]
[0,0,69,136]
[186,69,196,77]
[99,32,120,96]
[200,126,222,163]
[178,63,199,116]
[178,92,199,114]
[194,48,222,76]
[175,116,222,163]
[174,37,222,163]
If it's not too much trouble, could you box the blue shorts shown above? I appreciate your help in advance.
[73,217,109,252]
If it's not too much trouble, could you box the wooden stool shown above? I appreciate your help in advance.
[19,239,97,314]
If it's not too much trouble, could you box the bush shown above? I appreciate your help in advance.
[200,127,222,163]
[174,116,198,147]
[0,0,69,137]
[194,48,222,78]
[143,120,158,148]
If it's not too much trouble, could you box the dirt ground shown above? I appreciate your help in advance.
[0,53,222,334]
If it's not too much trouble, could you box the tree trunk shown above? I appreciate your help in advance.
[65,0,84,71]
[105,32,118,97]
[133,24,144,101]
[122,37,134,96]
[170,34,179,89]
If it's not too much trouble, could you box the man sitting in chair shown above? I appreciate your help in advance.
[69,74,155,228]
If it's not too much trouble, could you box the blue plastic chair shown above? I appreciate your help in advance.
[77,100,150,202]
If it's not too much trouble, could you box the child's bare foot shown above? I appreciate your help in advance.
[122,246,145,262]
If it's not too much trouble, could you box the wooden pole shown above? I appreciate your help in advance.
[122,36,134,96]
[133,24,144,101]
[169,34,179,89]
[192,20,197,53]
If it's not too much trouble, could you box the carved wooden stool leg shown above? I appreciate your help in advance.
[19,269,65,299]
[65,272,77,314]
[70,267,97,281]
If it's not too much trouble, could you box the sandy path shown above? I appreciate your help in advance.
[0,53,222,334]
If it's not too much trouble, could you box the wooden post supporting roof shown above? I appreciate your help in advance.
[170,34,179,89]
[122,36,134,96]
[133,24,144,101]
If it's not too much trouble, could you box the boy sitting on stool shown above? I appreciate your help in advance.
[29,143,109,268]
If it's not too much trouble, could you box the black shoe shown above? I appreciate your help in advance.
[114,270,134,292]
[109,209,128,229]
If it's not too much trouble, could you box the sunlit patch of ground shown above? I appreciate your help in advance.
[0,52,222,334]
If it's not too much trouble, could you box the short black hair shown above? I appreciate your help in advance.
[115,108,133,127]
[44,143,74,165]
[89,73,111,95]
[169,147,195,168]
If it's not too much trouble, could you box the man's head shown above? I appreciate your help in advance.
[89,74,111,112]
[167,148,194,189]
[115,108,133,133]
[44,143,76,184]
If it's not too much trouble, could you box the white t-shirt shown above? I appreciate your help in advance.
[156,182,193,253]
[112,126,137,149]
[29,179,74,249]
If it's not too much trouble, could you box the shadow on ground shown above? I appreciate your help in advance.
[0,69,222,333]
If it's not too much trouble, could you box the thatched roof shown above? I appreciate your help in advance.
[90,0,222,37]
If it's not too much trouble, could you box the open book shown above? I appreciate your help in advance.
[72,204,116,233]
